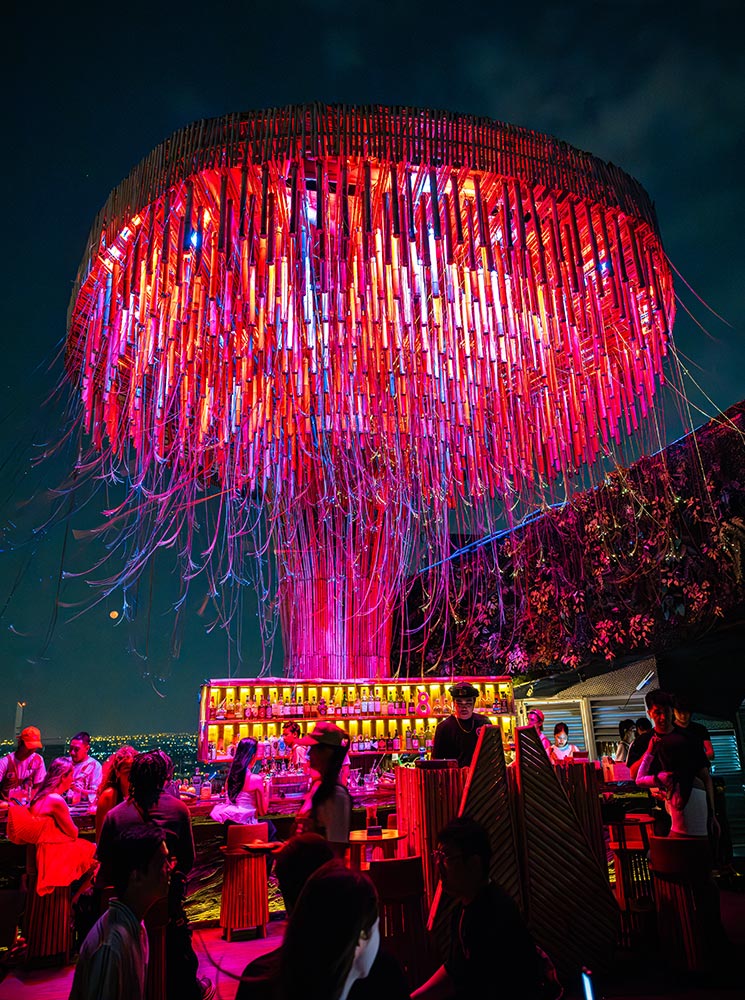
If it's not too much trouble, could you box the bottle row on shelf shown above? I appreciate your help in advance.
[206,690,515,722]
[202,715,516,762]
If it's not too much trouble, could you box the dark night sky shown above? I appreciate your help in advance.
[3,1,744,737]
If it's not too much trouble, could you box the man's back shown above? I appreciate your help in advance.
[69,899,148,1000]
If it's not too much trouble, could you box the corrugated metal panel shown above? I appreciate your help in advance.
[524,701,586,751]
[591,698,648,758]
[711,731,741,776]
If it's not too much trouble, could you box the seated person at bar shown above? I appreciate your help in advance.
[614,719,636,763]
[0,726,46,802]
[412,818,553,1000]
[70,826,170,1000]
[236,834,408,1000]
[210,737,269,825]
[69,731,103,802]
[673,693,715,762]
[527,708,551,753]
[294,722,352,855]
[433,682,491,768]
[549,722,579,763]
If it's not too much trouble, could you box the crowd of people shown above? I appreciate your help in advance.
[0,684,728,999]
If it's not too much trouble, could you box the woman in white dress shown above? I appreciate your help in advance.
[210,737,268,825]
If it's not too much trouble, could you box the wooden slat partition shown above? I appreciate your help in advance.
[514,726,619,978]
[395,762,465,904]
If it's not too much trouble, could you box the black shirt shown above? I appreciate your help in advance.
[677,720,712,756]
[445,882,542,1000]
[433,714,491,768]
[627,724,708,773]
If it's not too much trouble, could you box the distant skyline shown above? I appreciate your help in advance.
[4,1,744,736]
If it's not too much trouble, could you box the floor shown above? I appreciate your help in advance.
[1,878,744,999]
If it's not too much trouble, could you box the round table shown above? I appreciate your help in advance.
[348,828,407,870]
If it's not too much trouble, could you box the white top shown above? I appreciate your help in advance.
[550,742,579,762]
[635,750,709,837]
[72,757,103,797]
[0,752,46,797]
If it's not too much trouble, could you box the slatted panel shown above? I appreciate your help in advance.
[515,726,619,978]
[395,764,465,904]
[427,725,522,960]
[591,698,648,757]
[710,731,741,775]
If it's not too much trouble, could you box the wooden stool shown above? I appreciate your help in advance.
[648,834,717,973]
[608,815,654,948]
[367,856,436,989]
[219,823,269,941]
[24,846,71,966]
[348,829,407,870]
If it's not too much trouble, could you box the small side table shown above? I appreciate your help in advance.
[349,829,407,870]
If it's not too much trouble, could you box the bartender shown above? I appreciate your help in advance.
[433,682,492,768]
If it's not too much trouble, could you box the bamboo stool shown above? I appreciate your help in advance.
[24,846,71,966]
[219,823,269,941]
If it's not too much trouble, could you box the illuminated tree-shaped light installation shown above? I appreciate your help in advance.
[65,104,674,680]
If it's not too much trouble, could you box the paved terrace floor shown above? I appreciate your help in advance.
[1,870,743,1000]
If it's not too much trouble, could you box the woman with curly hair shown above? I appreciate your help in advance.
[95,745,138,840]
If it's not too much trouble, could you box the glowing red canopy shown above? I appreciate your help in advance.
[66,104,674,679]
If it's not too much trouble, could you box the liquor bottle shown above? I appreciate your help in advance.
[226,696,235,719]
[303,696,310,716]
[425,727,434,757]
[208,696,217,720]
[374,691,381,713]
[377,735,386,751]
[393,729,401,751]
[360,689,368,714]
[433,695,441,714]
[408,696,415,715]
[216,700,226,721]
[266,697,273,719]
[405,726,412,751]
[412,729,419,751]
[318,697,326,716]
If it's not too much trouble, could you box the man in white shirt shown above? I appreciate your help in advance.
[0,726,46,802]
[69,731,103,801]
[70,825,171,1000]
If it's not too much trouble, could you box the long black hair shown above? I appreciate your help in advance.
[279,860,378,1000]
[310,744,348,813]
[227,738,259,803]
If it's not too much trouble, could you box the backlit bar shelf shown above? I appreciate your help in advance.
[197,676,515,763]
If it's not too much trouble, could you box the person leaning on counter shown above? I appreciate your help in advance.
[433,683,492,768]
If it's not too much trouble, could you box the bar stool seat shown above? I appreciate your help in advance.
[219,823,269,941]
[648,834,716,972]
[24,846,71,967]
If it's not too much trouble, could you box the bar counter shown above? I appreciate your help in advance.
[0,786,397,926]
